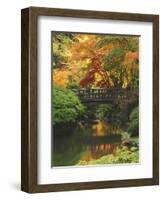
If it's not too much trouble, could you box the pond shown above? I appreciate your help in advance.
[52,120,128,167]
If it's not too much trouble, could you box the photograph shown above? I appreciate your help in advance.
[52,32,139,167]
[21,7,159,193]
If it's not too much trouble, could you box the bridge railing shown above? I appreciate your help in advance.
[72,88,135,102]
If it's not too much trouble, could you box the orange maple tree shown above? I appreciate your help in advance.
[52,33,139,89]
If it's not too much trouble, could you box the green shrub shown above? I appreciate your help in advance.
[77,146,139,165]
[127,106,139,136]
[121,131,130,141]
[95,104,112,120]
[52,86,85,124]
[95,104,121,124]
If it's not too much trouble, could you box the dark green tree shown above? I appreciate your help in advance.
[52,86,85,124]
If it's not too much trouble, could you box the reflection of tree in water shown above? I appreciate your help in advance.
[53,116,123,166]
[92,120,122,136]
[52,101,139,166]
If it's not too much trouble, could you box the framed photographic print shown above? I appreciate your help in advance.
[21,7,159,193]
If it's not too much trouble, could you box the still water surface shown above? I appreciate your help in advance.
[53,120,123,166]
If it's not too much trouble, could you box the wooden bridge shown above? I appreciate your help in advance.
[72,88,136,103]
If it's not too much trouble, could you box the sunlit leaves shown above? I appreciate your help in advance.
[102,48,125,70]
[52,33,74,69]
[52,32,139,89]
[53,68,70,88]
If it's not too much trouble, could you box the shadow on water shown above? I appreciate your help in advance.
[52,120,123,166]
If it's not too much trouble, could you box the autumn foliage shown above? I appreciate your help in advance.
[52,33,139,89]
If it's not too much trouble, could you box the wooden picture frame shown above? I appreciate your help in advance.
[21,7,159,193]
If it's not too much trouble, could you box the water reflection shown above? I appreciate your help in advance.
[53,120,122,166]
